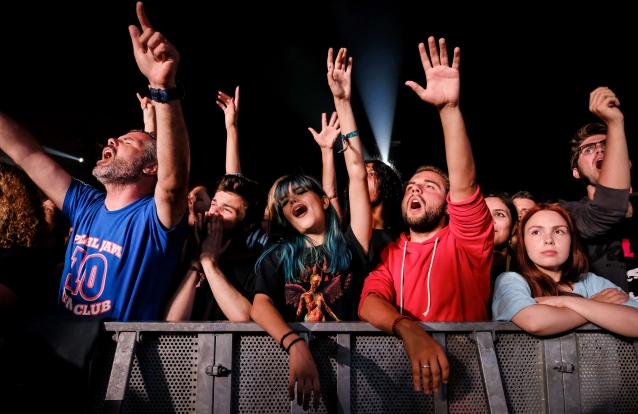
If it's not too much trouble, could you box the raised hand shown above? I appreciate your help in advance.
[217,87,240,129]
[128,2,179,89]
[590,87,623,125]
[309,112,340,149]
[327,48,353,102]
[199,214,231,264]
[406,37,460,110]
[137,93,156,133]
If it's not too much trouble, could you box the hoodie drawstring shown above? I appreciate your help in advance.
[423,238,439,317]
[399,237,440,317]
[400,241,408,314]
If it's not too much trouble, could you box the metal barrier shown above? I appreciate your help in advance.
[88,322,638,414]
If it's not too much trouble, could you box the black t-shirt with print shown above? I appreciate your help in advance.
[253,226,369,322]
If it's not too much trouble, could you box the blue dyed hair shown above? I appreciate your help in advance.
[256,174,352,284]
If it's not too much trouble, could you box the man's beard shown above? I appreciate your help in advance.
[92,156,145,185]
[402,201,446,233]
[576,166,598,187]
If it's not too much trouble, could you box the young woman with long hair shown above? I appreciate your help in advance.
[492,204,638,337]
[251,48,372,411]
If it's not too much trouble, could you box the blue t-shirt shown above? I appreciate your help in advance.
[59,179,187,320]
[492,271,638,321]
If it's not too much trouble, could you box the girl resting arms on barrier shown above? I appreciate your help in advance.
[492,204,638,337]
[250,48,372,411]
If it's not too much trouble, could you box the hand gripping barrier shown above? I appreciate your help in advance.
[88,322,638,414]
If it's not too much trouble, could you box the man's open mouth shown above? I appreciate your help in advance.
[102,147,114,160]
[410,198,422,210]
[595,158,603,170]
[292,204,308,218]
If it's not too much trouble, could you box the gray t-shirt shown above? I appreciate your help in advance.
[492,271,638,321]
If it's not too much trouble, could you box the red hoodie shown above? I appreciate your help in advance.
[359,187,494,321]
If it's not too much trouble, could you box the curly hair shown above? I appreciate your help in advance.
[343,159,405,234]
[0,163,47,248]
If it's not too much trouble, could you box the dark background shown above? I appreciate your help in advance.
[1,1,635,202]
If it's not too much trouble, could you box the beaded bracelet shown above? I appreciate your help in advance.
[285,337,305,354]
[392,315,411,338]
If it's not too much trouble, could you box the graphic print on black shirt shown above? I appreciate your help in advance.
[285,261,352,322]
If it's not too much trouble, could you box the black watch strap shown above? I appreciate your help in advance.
[149,83,184,102]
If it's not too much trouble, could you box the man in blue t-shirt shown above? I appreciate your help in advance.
[0,3,189,320]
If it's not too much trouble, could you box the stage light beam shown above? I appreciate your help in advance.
[42,146,84,163]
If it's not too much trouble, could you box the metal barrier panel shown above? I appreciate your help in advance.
[495,333,545,414]
[577,332,638,414]
[446,334,488,414]
[85,322,638,414]
[350,334,434,413]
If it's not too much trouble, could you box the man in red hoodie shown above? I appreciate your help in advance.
[358,37,494,395]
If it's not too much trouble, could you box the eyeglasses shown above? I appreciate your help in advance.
[576,139,606,156]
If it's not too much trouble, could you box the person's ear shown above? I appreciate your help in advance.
[143,162,158,176]
[322,195,330,209]
[572,168,581,179]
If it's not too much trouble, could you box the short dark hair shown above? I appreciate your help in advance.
[512,190,536,202]
[342,159,405,234]
[410,165,450,193]
[569,123,607,170]
[486,191,518,231]
[128,129,157,165]
[215,174,266,233]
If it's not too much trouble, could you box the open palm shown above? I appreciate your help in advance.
[406,37,460,109]
[327,48,352,101]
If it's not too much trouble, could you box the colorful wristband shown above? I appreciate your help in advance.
[337,129,359,154]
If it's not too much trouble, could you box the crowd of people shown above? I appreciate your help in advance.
[1,2,638,410]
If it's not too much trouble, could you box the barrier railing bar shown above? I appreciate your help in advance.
[213,334,233,414]
[102,321,606,333]
[475,331,508,414]
[560,333,581,414]
[337,334,351,414]
[103,331,138,414]
[196,334,215,414]
[432,332,448,414]
[544,337,565,414]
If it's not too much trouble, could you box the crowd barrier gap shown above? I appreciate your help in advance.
[89,321,638,414]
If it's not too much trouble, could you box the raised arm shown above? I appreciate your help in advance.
[406,38,475,202]
[217,87,241,174]
[327,48,371,251]
[308,112,342,217]
[0,114,71,209]
[137,93,156,133]
[590,87,629,191]
[129,2,189,229]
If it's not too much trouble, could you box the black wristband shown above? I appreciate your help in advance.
[285,337,305,354]
[280,330,296,349]
[149,81,185,103]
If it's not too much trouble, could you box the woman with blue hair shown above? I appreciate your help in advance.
[251,48,372,411]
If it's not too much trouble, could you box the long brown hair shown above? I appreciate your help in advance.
[516,203,588,297]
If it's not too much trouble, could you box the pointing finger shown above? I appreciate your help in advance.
[136,2,153,31]
[321,112,327,128]
[327,48,334,71]
[451,47,461,71]
[234,86,240,109]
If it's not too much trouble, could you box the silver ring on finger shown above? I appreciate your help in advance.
[422,365,430,369]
